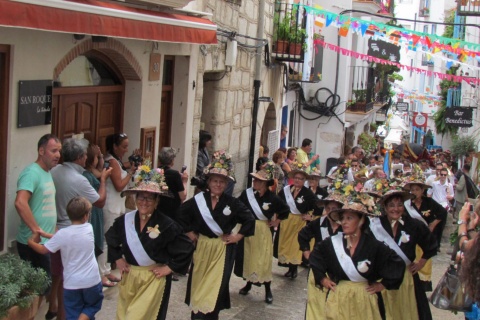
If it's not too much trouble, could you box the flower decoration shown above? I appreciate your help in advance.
[357,259,371,273]
[205,150,235,180]
[263,161,275,180]
[123,159,170,196]
[399,231,410,244]
[223,205,232,216]
[422,210,431,217]
[147,224,161,239]
[343,184,354,196]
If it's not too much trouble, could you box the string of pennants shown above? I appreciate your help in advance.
[300,4,480,64]
[315,39,480,85]
[389,82,442,106]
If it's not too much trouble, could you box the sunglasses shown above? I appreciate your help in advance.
[440,174,447,176]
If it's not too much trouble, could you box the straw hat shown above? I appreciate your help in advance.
[308,167,323,180]
[121,160,170,197]
[329,193,380,221]
[205,150,235,181]
[378,190,414,206]
[250,161,275,182]
[288,162,309,179]
[317,192,346,208]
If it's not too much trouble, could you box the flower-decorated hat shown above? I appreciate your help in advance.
[402,163,431,191]
[288,161,309,179]
[250,161,274,181]
[205,150,235,181]
[378,190,414,207]
[329,193,380,221]
[317,192,347,208]
[308,167,323,180]
[121,159,170,197]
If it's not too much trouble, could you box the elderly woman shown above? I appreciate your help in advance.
[105,165,194,320]
[298,193,344,320]
[178,150,255,320]
[370,190,437,320]
[307,168,329,217]
[309,193,405,320]
[277,164,317,279]
[403,178,447,292]
[234,164,290,304]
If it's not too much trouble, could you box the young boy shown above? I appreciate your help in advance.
[28,196,103,320]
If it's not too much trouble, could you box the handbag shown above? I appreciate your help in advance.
[429,261,473,312]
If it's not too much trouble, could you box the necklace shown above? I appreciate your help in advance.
[140,213,152,220]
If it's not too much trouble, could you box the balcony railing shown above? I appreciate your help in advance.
[272,2,306,62]
[348,101,374,113]
[457,0,480,16]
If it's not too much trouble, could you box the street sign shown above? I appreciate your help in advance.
[396,102,409,112]
[17,80,52,128]
[444,107,473,128]
[367,38,400,62]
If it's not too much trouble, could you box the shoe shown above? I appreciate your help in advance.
[265,289,273,304]
[291,268,298,279]
[172,274,179,281]
[284,270,292,278]
[239,282,252,295]
[45,310,57,320]
[102,279,116,287]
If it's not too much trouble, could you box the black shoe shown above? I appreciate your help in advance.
[172,274,179,281]
[284,270,292,278]
[265,289,273,304]
[45,310,57,320]
[239,282,252,295]
[291,268,298,279]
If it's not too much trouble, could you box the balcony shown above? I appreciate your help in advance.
[272,3,306,62]
[353,0,394,16]
[457,0,480,16]
[418,7,430,17]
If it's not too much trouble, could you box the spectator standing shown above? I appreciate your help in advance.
[280,125,288,148]
[51,138,111,319]
[196,130,212,178]
[296,138,319,174]
[426,163,443,186]
[272,150,290,194]
[428,168,454,209]
[14,134,61,319]
[454,164,479,220]
[28,197,104,320]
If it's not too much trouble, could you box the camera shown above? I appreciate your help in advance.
[181,165,187,173]
[191,176,207,191]
[103,162,110,169]
[128,154,143,167]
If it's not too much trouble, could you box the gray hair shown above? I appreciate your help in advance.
[158,147,177,165]
[62,138,89,162]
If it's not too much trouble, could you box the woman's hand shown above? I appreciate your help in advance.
[409,259,426,275]
[320,278,336,291]
[222,233,244,244]
[150,265,172,278]
[303,250,311,260]
[468,212,479,230]
[301,214,313,222]
[116,258,130,275]
[460,201,471,222]
[186,231,198,244]
[366,282,385,294]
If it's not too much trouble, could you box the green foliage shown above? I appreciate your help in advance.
[388,72,403,82]
[274,14,291,41]
[0,254,50,318]
[451,134,477,157]
[353,89,367,102]
[443,9,456,39]
[358,132,377,153]
[434,66,460,137]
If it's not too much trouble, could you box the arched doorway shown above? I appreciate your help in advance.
[51,39,141,151]
[260,103,277,157]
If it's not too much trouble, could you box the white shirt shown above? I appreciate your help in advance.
[45,223,100,289]
[427,180,454,208]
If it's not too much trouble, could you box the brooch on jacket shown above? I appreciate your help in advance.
[147,224,161,239]
[296,196,304,204]
[398,231,410,245]
[223,205,232,216]
[357,259,371,273]
[421,210,431,217]
[262,203,271,210]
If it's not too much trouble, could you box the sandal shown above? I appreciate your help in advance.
[102,279,116,287]
[106,274,121,282]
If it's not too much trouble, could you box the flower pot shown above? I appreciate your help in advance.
[288,43,302,55]
[1,296,40,320]
[274,40,288,54]
[461,0,468,5]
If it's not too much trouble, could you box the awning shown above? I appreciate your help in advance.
[0,0,218,44]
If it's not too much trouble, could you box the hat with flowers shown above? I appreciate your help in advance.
[402,163,431,191]
[308,167,323,180]
[205,150,235,181]
[250,161,275,181]
[288,161,309,179]
[378,190,414,207]
[121,159,171,197]
[329,192,381,221]
[317,192,347,208]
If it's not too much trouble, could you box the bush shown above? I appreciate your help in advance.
[0,254,50,318]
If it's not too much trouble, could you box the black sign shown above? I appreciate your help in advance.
[396,102,409,112]
[444,107,473,128]
[18,80,52,128]
[367,38,401,63]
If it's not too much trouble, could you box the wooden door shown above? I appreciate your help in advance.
[159,91,172,150]
[0,45,10,251]
[53,86,123,152]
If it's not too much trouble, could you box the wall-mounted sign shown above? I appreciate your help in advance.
[396,102,409,112]
[412,112,428,128]
[367,38,401,62]
[444,107,473,128]
[18,80,52,128]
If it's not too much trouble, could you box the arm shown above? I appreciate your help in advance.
[15,191,42,236]
[179,170,189,202]
[109,159,134,192]
[92,168,112,208]
[27,237,51,255]
[298,221,317,259]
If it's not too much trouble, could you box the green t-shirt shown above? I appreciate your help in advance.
[16,163,57,245]
[308,152,320,170]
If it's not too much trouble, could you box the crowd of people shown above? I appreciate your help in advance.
[13,131,480,320]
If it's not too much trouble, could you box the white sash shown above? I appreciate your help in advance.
[404,200,428,226]
[369,217,412,265]
[124,211,155,266]
[246,188,268,221]
[194,193,223,236]
[331,233,367,282]
[283,186,302,215]
[319,216,330,240]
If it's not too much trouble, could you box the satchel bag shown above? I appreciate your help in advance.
[429,263,473,312]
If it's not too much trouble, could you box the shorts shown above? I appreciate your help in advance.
[64,282,103,320]
[17,242,51,295]
[50,250,64,277]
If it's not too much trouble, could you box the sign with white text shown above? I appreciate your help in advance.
[18,80,52,128]
[444,107,473,128]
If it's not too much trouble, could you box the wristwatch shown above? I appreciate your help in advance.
[457,219,467,225]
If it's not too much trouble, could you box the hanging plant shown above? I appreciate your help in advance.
[358,132,377,154]
[451,134,477,157]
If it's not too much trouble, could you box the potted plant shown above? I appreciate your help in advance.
[358,132,377,154]
[369,122,378,133]
[273,14,291,54]
[288,27,307,55]
[0,254,50,320]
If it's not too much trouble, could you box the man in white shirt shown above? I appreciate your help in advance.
[428,168,454,209]
[426,163,443,187]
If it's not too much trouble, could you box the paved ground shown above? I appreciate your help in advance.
[35,215,464,319]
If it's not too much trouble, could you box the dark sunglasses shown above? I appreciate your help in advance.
[440,174,447,176]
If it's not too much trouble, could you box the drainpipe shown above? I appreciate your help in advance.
[247,0,265,188]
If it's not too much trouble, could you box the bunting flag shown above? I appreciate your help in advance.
[315,39,480,85]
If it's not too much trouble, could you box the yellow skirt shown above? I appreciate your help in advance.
[306,269,327,320]
[325,281,382,320]
[117,264,166,320]
[190,235,225,314]
[243,220,273,283]
[382,269,419,320]
[278,214,305,265]
[415,245,432,282]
